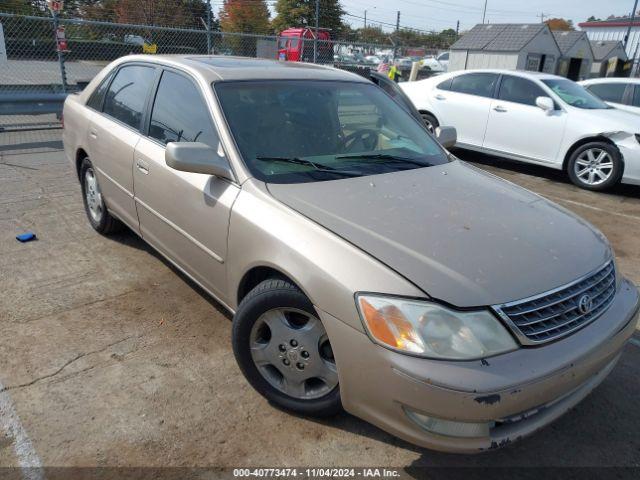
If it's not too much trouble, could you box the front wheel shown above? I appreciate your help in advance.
[567,142,623,191]
[232,279,342,417]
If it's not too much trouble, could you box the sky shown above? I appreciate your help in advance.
[335,0,638,34]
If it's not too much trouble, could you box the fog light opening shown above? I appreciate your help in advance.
[404,407,493,438]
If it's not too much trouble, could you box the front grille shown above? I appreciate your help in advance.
[495,262,616,344]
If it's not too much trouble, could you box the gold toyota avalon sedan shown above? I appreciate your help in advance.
[62,55,639,453]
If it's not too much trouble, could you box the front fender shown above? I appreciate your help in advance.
[225,180,424,331]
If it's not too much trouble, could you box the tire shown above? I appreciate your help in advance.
[420,112,439,134]
[232,279,342,417]
[80,157,123,234]
[567,142,623,191]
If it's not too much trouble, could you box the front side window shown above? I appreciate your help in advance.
[586,83,626,103]
[633,86,640,107]
[103,65,155,129]
[149,71,219,147]
[449,73,498,98]
[542,79,611,110]
[215,80,448,184]
[498,76,547,106]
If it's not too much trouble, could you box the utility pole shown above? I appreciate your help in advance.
[206,0,212,54]
[395,11,400,58]
[313,0,319,63]
[456,20,460,38]
[624,0,639,50]
[539,12,548,23]
[364,10,367,30]
[482,0,488,24]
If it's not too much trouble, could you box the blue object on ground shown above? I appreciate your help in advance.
[16,232,37,242]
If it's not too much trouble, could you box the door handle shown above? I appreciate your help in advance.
[493,106,507,112]
[435,94,446,100]
[89,129,98,139]
[136,159,149,175]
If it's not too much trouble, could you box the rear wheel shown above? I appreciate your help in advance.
[80,158,122,234]
[420,112,439,134]
[567,142,623,191]
[232,279,342,417]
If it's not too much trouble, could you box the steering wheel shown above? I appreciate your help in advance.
[340,128,379,153]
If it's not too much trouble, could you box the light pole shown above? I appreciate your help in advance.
[482,0,488,24]
[313,0,319,63]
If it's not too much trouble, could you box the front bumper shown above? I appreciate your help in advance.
[320,278,639,453]
[615,135,640,185]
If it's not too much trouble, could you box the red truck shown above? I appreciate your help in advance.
[278,27,332,62]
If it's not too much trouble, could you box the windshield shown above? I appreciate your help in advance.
[542,79,611,109]
[215,80,448,184]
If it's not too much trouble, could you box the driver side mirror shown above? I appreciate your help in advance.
[165,142,234,181]
[536,96,555,113]
[435,126,457,149]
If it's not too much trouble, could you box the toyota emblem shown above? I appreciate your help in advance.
[577,294,593,315]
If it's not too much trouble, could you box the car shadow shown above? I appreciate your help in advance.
[454,148,640,200]
[104,227,233,320]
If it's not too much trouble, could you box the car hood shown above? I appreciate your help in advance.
[267,161,611,307]
[575,106,640,131]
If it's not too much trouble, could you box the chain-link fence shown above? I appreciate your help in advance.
[0,11,449,132]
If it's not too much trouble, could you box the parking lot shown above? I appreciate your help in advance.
[1,130,640,470]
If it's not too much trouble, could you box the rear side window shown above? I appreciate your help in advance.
[498,76,546,106]
[103,65,155,130]
[449,73,498,98]
[149,71,219,147]
[587,83,626,103]
[86,72,113,111]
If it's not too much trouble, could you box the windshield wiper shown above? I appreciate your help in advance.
[335,153,433,168]
[255,156,362,176]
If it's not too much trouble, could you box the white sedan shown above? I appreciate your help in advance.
[401,69,640,190]
[579,77,640,115]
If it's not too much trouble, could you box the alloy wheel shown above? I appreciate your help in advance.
[84,167,104,222]
[249,308,338,400]
[421,115,435,133]
[574,148,614,186]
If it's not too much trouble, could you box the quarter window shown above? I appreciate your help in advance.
[149,71,219,147]
[587,83,626,104]
[103,65,155,130]
[449,73,498,98]
[437,78,452,90]
[86,72,113,111]
[498,76,547,106]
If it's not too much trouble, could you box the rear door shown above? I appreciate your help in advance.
[88,64,156,231]
[483,75,567,164]
[431,72,498,147]
[133,68,240,300]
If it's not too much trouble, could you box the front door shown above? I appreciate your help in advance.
[133,69,239,300]
[483,75,567,164]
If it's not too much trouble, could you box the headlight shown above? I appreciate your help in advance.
[356,294,517,360]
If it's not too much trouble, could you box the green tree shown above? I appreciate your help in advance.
[272,0,344,36]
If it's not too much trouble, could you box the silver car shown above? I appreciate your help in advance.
[62,55,639,453]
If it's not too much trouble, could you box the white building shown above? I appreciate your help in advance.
[578,16,640,59]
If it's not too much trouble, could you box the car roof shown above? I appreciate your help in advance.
[444,69,564,81]
[111,54,369,83]
[580,77,640,85]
